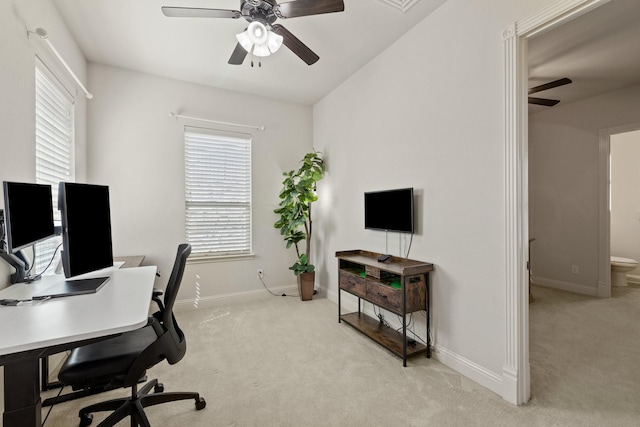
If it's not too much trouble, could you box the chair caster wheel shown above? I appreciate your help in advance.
[154,382,164,393]
[195,397,206,410]
[79,413,93,427]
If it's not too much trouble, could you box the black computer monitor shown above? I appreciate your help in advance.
[2,181,56,253]
[58,182,114,278]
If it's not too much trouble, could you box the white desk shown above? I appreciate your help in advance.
[0,265,157,427]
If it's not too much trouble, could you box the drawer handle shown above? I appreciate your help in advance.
[377,293,387,299]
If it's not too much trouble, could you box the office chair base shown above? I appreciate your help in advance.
[43,375,150,407]
[77,379,205,427]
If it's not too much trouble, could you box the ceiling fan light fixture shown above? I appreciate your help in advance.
[252,43,271,57]
[267,31,283,54]
[236,22,283,58]
[236,30,253,52]
[247,21,268,45]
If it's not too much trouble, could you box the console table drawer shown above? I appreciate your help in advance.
[366,281,401,313]
[339,271,366,298]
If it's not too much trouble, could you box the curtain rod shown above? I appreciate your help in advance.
[28,28,93,99]
[169,112,265,131]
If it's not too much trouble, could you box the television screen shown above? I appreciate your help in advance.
[59,182,113,278]
[364,188,414,233]
[2,181,55,252]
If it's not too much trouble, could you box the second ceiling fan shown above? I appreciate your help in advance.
[162,0,345,66]
[528,77,572,106]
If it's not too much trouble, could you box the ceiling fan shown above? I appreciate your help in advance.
[528,77,572,106]
[162,0,345,66]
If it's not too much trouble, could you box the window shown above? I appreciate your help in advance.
[184,127,252,257]
[34,60,75,274]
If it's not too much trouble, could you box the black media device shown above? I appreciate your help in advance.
[378,254,392,263]
[364,187,414,234]
[58,182,114,278]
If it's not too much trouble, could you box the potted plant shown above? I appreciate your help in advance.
[274,151,325,300]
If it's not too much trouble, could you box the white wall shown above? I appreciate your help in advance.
[313,0,557,399]
[86,63,313,302]
[529,83,640,295]
[0,0,89,420]
[0,0,88,288]
[611,129,640,277]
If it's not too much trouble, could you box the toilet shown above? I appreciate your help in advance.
[610,256,639,287]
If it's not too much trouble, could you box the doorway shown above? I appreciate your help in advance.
[502,0,612,405]
[600,124,640,294]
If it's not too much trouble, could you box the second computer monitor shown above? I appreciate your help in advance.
[58,182,113,278]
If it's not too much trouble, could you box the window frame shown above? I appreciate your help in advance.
[184,126,253,260]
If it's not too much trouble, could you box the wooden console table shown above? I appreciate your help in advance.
[336,250,434,366]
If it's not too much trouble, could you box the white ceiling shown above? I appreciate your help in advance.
[528,0,640,113]
[51,0,448,106]
[50,0,640,109]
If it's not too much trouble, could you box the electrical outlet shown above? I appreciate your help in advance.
[257,269,264,279]
[571,265,579,274]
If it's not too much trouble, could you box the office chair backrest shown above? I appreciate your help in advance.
[160,243,191,365]
[122,243,191,385]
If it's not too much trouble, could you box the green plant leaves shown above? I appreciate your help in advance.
[273,151,325,272]
[289,253,316,275]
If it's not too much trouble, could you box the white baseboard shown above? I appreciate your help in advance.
[174,284,298,312]
[432,344,504,397]
[531,276,598,296]
[597,281,611,298]
[627,274,640,285]
[325,288,504,399]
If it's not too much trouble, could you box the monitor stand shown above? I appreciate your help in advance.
[0,249,29,284]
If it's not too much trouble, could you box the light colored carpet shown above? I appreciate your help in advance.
[42,284,640,426]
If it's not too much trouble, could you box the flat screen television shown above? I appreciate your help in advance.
[2,181,55,253]
[364,187,414,234]
[58,182,113,278]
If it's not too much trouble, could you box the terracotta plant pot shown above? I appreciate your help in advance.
[297,271,315,301]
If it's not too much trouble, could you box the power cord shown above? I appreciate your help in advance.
[0,296,52,306]
[259,276,298,298]
[373,305,392,328]
[26,243,63,283]
[41,383,66,426]
[405,232,414,258]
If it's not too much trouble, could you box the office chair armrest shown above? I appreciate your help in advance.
[152,287,165,312]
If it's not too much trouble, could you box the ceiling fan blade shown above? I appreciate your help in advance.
[228,43,248,65]
[528,77,572,95]
[277,0,345,18]
[161,6,241,19]
[272,24,319,65]
[528,97,560,107]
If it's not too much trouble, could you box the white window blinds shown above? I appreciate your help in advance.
[34,61,75,274]
[185,127,252,257]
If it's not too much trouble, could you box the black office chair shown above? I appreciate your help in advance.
[57,243,206,427]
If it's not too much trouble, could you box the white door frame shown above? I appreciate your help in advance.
[598,122,640,298]
[502,0,610,405]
